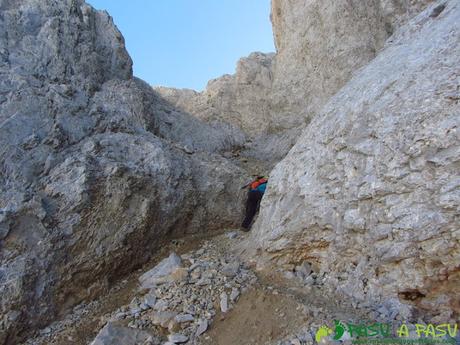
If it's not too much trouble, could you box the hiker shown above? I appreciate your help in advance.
[241,176,268,231]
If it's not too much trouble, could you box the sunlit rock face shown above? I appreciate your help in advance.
[269,0,434,131]
[0,1,247,343]
[157,52,276,137]
[158,1,434,165]
[251,1,459,320]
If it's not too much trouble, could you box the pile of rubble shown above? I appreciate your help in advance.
[91,233,257,344]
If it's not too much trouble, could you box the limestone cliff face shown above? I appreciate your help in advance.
[158,1,434,165]
[156,52,275,137]
[0,1,247,343]
[252,1,459,320]
[269,0,434,130]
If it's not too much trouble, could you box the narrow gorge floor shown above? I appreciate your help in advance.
[23,230,369,345]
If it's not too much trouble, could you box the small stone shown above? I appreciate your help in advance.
[189,262,200,271]
[41,327,52,335]
[225,232,238,239]
[90,322,153,345]
[174,314,194,323]
[190,269,201,280]
[139,253,182,289]
[230,288,240,302]
[196,319,208,336]
[154,299,169,311]
[130,307,141,316]
[144,293,157,308]
[220,292,229,313]
[115,312,126,319]
[140,303,150,311]
[196,278,211,286]
[304,276,315,285]
[221,262,239,278]
[167,333,189,343]
[183,145,194,154]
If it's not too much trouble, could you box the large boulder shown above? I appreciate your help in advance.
[0,1,247,343]
[250,1,459,320]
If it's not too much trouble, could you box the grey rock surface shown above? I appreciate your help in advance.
[250,0,460,319]
[269,0,434,131]
[167,333,188,344]
[90,322,155,345]
[139,253,182,289]
[156,52,275,137]
[2,0,458,342]
[85,239,257,345]
[0,0,248,343]
[157,1,433,167]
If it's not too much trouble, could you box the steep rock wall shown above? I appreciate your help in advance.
[0,1,247,343]
[251,1,459,320]
[269,0,434,129]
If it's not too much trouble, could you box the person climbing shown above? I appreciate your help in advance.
[241,175,268,231]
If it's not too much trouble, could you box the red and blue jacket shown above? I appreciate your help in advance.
[250,178,268,193]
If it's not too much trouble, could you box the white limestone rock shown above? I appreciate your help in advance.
[90,322,155,345]
[250,0,460,319]
[139,253,182,289]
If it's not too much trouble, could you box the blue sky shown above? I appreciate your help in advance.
[87,1,275,91]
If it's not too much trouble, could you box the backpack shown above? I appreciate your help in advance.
[250,177,267,191]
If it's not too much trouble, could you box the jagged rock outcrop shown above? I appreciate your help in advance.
[157,52,301,167]
[0,1,247,343]
[251,1,459,321]
[157,52,275,137]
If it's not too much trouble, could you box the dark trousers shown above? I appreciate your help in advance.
[242,190,263,229]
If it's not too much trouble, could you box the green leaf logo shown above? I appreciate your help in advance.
[315,325,333,343]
